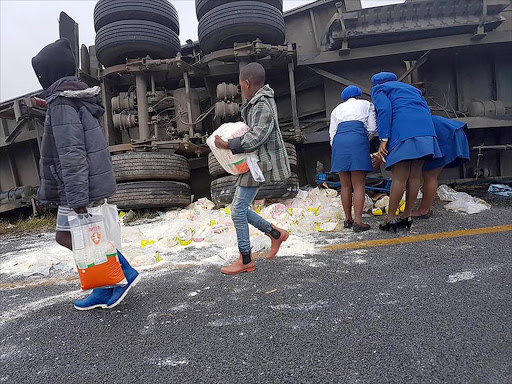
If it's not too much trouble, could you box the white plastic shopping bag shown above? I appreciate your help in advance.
[246,153,265,182]
[68,211,126,290]
[207,122,264,181]
[89,202,122,251]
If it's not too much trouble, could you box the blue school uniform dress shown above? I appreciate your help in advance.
[329,86,377,173]
[371,72,442,170]
[423,115,470,171]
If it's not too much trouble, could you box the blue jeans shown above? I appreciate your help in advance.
[232,186,273,255]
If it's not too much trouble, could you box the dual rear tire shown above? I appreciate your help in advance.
[197,1,286,54]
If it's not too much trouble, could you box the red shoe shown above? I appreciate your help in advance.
[221,255,256,275]
[266,225,290,260]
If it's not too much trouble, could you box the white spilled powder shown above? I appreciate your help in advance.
[0,290,81,327]
[448,271,476,283]
[169,303,190,312]
[270,300,328,312]
[207,316,256,327]
[146,356,189,367]
[0,188,355,279]
[140,312,177,336]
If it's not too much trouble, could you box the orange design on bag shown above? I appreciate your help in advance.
[233,159,249,173]
[78,255,126,291]
[91,232,101,245]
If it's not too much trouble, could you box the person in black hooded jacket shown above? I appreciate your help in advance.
[32,38,140,311]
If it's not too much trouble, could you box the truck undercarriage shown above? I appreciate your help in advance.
[1,0,511,213]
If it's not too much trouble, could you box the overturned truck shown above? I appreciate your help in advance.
[1,0,511,213]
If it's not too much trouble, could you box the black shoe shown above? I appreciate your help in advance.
[344,220,354,229]
[379,219,398,233]
[396,217,413,231]
[416,210,433,220]
[353,223,371,233]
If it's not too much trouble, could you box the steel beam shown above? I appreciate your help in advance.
[299,31,512,66]
[183,71,194,137]
[135,74,150,141]
[398,50,430,82]
[307,66,372,96]
[288,61,300,131]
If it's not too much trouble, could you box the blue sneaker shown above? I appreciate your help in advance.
[74,288,114,311]
[106,250,140,309]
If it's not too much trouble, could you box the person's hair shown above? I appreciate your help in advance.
[240,62,266,86]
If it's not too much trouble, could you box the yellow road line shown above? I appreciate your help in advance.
[323,225,512,252]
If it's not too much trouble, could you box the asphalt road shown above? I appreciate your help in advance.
[1,196,511,384]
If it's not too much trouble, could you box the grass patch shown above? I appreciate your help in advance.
[15,214,56,232]
[122,209,161,224]
[0,214,56,236]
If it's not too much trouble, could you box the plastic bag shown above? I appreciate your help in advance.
[195,198,216,210]
[364,194,374,213]
[443,199,491,214]
[206,122,264,180]
[437,185,459,201]
[488,184,512,197]
[246,152,265,182]
[69,212,127,290]
[375,196,389,209]
[437,185,491,214]
[89,202,122,251]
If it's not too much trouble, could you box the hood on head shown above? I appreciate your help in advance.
[43,78,105,118]
[341,85,362,102]
[61,86,104,118]
[371,72,398,87]
[32,38,76,89]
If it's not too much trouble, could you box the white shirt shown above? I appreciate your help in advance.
[329,98,378,146]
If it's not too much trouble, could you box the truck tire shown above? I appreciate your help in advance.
[112,152,190,182]
[208,152,228,179]
[195,0,283,20]
[285,143,297,170]
[96,20,181,67]
[109,181,191,209]
[94,0,180,34]
[211,173,299,206]
[208,144,297,178]
[198,1,286,54]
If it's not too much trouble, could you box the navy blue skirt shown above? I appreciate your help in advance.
[385,136,442,171]
[423,123,470,171]
[331,121,373,173]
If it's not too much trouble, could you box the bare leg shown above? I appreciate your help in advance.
[413,167,443,216]
[339,172,353,222]
[402,160,424,218]
[56,231,72,251]
[351,171,367,226]
[387,161,411,222]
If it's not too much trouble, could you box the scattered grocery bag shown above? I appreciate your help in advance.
[69,212,127,290]
[207,122,264,182]
[437,185,491,214]
[372,196,405,216]
[488,184,512,197]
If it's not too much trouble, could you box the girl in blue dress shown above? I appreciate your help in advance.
[330,86,377,232]
[413,116,470,219]
[371,72,442,232]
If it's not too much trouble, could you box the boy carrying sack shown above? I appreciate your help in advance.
[214,63,291,275]
[32,38,140,310]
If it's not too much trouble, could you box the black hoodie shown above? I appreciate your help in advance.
[32,38,76,90]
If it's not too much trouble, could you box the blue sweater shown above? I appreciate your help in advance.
[371,81,436,151]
